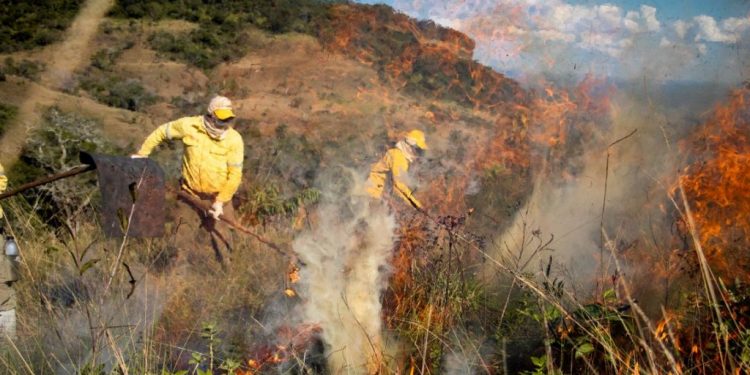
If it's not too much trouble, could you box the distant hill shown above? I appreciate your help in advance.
[0,0,532,222]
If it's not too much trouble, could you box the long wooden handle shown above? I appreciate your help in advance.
[0,164,95,200]
[175,190,293,258]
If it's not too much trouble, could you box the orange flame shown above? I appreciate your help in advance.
[677,86,750,279]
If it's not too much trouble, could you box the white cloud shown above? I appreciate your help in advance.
[536,29,576,43]
[547,3,593,33]
[641,5,661,32]
[673,20,691,39]
[722,17,750,34]
[577,32,634,57]
[660,37,671,47]
[695,15,737,43]
[597,4,623,30]
[624,11,640,33]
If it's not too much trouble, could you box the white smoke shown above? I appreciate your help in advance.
[484,85,705,296]
[441,329,494,375]
[294,170,396,373]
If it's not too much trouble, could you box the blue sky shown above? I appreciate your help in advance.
[356,0,750,84]
[568,0,749,20]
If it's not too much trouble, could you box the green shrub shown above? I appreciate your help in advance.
[0,0,84,52]
[90,41,134,71]
[3,57,45,81]
[9,107,119,227]
[0,102,18,137]
[112,0,340,69]
[79,74,158,111]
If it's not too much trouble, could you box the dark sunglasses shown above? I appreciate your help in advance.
[213,115,236,127]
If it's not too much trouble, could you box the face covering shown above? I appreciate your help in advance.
[203,115,228,140]
[396,140,417,162]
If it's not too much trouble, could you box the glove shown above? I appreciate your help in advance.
[130,154,147,159]
[209,201,224,220]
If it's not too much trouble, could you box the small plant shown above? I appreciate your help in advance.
[79,74,158,111]
[2,57,45,80]
[90,42,133,71]
[0,102,17,137]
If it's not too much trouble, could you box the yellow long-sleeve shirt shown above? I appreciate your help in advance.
[365,147,422,208]
[0,163,6,218]
[136,116,244,203]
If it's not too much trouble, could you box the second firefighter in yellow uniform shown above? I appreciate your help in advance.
[366,129,428,209]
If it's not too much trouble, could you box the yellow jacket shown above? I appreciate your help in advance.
[0,163,6,218]
[136,116,244,203]
[366,147,422,208]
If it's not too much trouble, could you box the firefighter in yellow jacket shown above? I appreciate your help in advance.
[132,96,243,259]
[366,129,428,209]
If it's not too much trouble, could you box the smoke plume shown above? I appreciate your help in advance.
[294,170,396,373]
[485,81,724,298]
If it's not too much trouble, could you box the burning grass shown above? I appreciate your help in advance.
[0,1,748,373]
[677,85,750,280]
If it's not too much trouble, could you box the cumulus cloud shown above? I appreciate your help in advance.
[673,20,692,39]
[722,17,750,35]
[694,15,732,42]
[641,5,661,32]
[624,11,641,33]
[694,15,742,43]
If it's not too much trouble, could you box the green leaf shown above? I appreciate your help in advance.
[530,355,546,367]
[575,343,594,358]
[603,288,616,301]
[188,352,203,365]
[79,258,100,275]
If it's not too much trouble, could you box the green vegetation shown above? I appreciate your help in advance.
[9,107,119,226]
[0,0,84,52]
[79,74,158,111]
[0,102,18,137]
[90,42,134,71]
[74,41,154,110]
[111,0,340,69]
[237,124,323,224]
[2,57,45,81]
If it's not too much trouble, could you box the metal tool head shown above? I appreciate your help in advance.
[80,152,165,238]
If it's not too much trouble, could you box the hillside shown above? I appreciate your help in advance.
[0,1,744,374]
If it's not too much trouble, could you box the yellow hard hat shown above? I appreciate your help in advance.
[405,129,428,150]
[207,95,235,120]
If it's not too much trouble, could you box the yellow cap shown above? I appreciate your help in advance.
[207,96,235,120]
[213,108,235,120]
[405,129,428,150]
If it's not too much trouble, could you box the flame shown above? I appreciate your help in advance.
[242,324,322,372]
[676,86,750,279]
